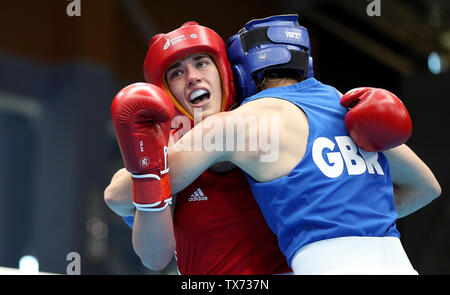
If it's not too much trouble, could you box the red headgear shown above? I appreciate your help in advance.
[143,21,236,121]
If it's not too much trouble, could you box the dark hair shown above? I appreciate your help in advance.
[255,68,304,92]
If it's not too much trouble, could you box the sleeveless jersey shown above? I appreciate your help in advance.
[240,78,400,266]
[124,168,291,274]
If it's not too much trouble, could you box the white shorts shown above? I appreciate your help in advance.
[291,236,418,275]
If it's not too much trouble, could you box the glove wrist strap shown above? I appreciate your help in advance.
[132,173,171,211]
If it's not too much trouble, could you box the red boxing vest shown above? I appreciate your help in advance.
[174,168,291,274]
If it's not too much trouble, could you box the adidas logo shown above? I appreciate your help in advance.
[188,188,208,201]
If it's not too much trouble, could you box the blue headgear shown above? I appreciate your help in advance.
[226,14,314,101]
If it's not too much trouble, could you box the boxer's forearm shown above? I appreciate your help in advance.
[168,145,227,194]
[104,168,135,217]
[105,168,176,270]
[168,114,230,194]
[132,208,175,270]
[384,144,441,218]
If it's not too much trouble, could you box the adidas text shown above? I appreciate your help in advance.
[188,196,208,201]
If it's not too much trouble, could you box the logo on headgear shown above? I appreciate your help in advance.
[163,33,198,51]
[285,31,301,39]
[163,38,171,50]
[258,53,268,60]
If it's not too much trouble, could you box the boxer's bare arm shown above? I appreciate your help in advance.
[104,168,135,217]
[168,113,231,193]
[169,97,308,191]
[383,144,441,218]
[104,168,177,270]
[132,208,175,270]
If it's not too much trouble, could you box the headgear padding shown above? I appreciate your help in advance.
[226,14,314,101]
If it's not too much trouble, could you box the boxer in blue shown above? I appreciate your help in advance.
[165,15,441,274]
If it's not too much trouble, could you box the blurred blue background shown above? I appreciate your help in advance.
[0,0,449,274]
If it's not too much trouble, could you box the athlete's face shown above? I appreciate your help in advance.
[165,54,222,119]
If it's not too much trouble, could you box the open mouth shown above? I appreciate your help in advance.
[190,89,211,105]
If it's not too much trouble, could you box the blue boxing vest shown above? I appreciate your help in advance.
[240,78,399,266]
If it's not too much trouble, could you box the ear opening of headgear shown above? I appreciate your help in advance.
[226,14,314,101]
[143,21,236,123]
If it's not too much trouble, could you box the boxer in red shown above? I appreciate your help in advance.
[106,21,291,274]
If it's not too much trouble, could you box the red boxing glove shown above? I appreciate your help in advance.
[111,83,175,211]
[340,87,412,152]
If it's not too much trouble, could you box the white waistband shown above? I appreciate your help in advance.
[291,236,418,275]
